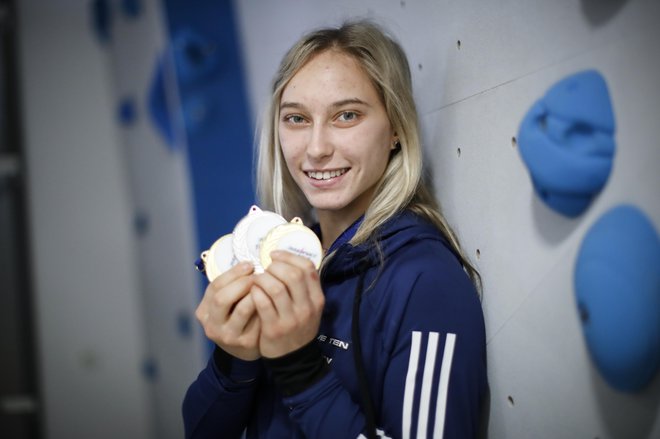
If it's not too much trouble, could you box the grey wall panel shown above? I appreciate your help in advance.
[17,2,153,438]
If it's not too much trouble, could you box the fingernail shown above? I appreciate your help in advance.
[270,250,285,258]
[239,262,253,271]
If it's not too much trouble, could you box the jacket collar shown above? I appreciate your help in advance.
[319,210,446,281]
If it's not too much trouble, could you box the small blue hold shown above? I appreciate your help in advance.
[177,311,193,339]
[575,205,660,392]
[518,70,616,217]
[118,97,137,126]
[120,0,142,19]
[90,0,112,44]
[134,211,150,237]
[142,357,158,382]
[146,29,222,148]
[171,28,221,85]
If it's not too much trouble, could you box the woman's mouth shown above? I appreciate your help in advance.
[305,168,349,181]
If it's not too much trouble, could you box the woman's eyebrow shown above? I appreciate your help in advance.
[279,98,371,114]
[280,101,305,111]
[331,98,371,109]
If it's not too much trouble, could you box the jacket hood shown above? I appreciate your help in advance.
[320,210,450,281]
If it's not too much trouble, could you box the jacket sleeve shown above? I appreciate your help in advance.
[378,263,488,439]
[281,252,488,439]
[182,351,262,439]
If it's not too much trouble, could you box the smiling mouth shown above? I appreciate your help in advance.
[305,168,349,180]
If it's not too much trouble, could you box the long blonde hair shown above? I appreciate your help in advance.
[256,20,481,291]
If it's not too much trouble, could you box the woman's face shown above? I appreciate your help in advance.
[278,50,395,223]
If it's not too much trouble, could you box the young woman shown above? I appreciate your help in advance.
[183,20,488,439]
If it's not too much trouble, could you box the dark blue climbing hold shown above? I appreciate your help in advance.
[170,28,220,85]
[146,28,221,148]
[134,211,150,237]
[518,70,616,217]
[118,96,137,126]
[90,0,112,44]
[120,0,142,19]
[142,357,158,382]
[177,311,193,339]
[575,205,660,392]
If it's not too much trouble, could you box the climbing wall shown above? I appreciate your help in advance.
[17,0,254,437]
[233,0,660,437]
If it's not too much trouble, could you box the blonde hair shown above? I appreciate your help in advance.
[256,20,481,291]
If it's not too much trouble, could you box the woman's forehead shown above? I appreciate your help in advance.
[280,51,379,106]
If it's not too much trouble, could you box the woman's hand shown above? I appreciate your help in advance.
[195,262,261,361]
[251,251,325,359]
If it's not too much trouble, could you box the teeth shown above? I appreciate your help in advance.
[307,169,347,180]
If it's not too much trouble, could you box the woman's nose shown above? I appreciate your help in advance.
[306,125,333,161]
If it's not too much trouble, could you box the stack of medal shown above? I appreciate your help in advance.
[198,205,323,282]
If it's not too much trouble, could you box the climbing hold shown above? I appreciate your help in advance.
[518,70,616,217]
[575,205,660,392]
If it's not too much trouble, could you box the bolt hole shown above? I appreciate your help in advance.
[507,395,514,407]
[511,136,517,148]
[457,147,461,157]
[457,40,461,50]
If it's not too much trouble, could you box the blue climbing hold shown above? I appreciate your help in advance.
[177,311,193,339]
[120,0,142,19]
[575,205,660,392]
[518,70,616,217]
[147,28,221,148]
[90,0,112,44]
[118,96,137,126]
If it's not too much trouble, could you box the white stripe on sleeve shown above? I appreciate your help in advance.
[402,331,422,439]
[433,333,457,438]
[416,332,439,438]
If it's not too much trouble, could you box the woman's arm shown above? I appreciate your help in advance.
[377,264,488,439]
[182,349,261,438]
[183,262,263,438]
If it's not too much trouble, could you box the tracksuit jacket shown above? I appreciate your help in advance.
[183,210,488,438]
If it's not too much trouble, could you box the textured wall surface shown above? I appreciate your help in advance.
[233,1,660,438]
[17,0,206,438]
[17,1,154,438]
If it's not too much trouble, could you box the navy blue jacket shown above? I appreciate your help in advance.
[183,210,488,438]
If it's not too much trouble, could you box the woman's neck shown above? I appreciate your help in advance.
[317,210,364,252]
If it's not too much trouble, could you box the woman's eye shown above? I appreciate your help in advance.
[338,111,358,122]
[285,115,306,124]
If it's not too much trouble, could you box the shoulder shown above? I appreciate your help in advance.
[374,230,483,331]
[386,226,472,294]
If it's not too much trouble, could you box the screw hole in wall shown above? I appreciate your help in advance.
[418,63,423,71]
[476,248,481,259]
[507,395,514,407]
[511,136,517,148]
[457,40,461,50]
[457,147,461,157]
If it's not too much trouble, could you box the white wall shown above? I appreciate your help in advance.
[17,1,206,438]
[16,1,153,439]
[233,1,660,438]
